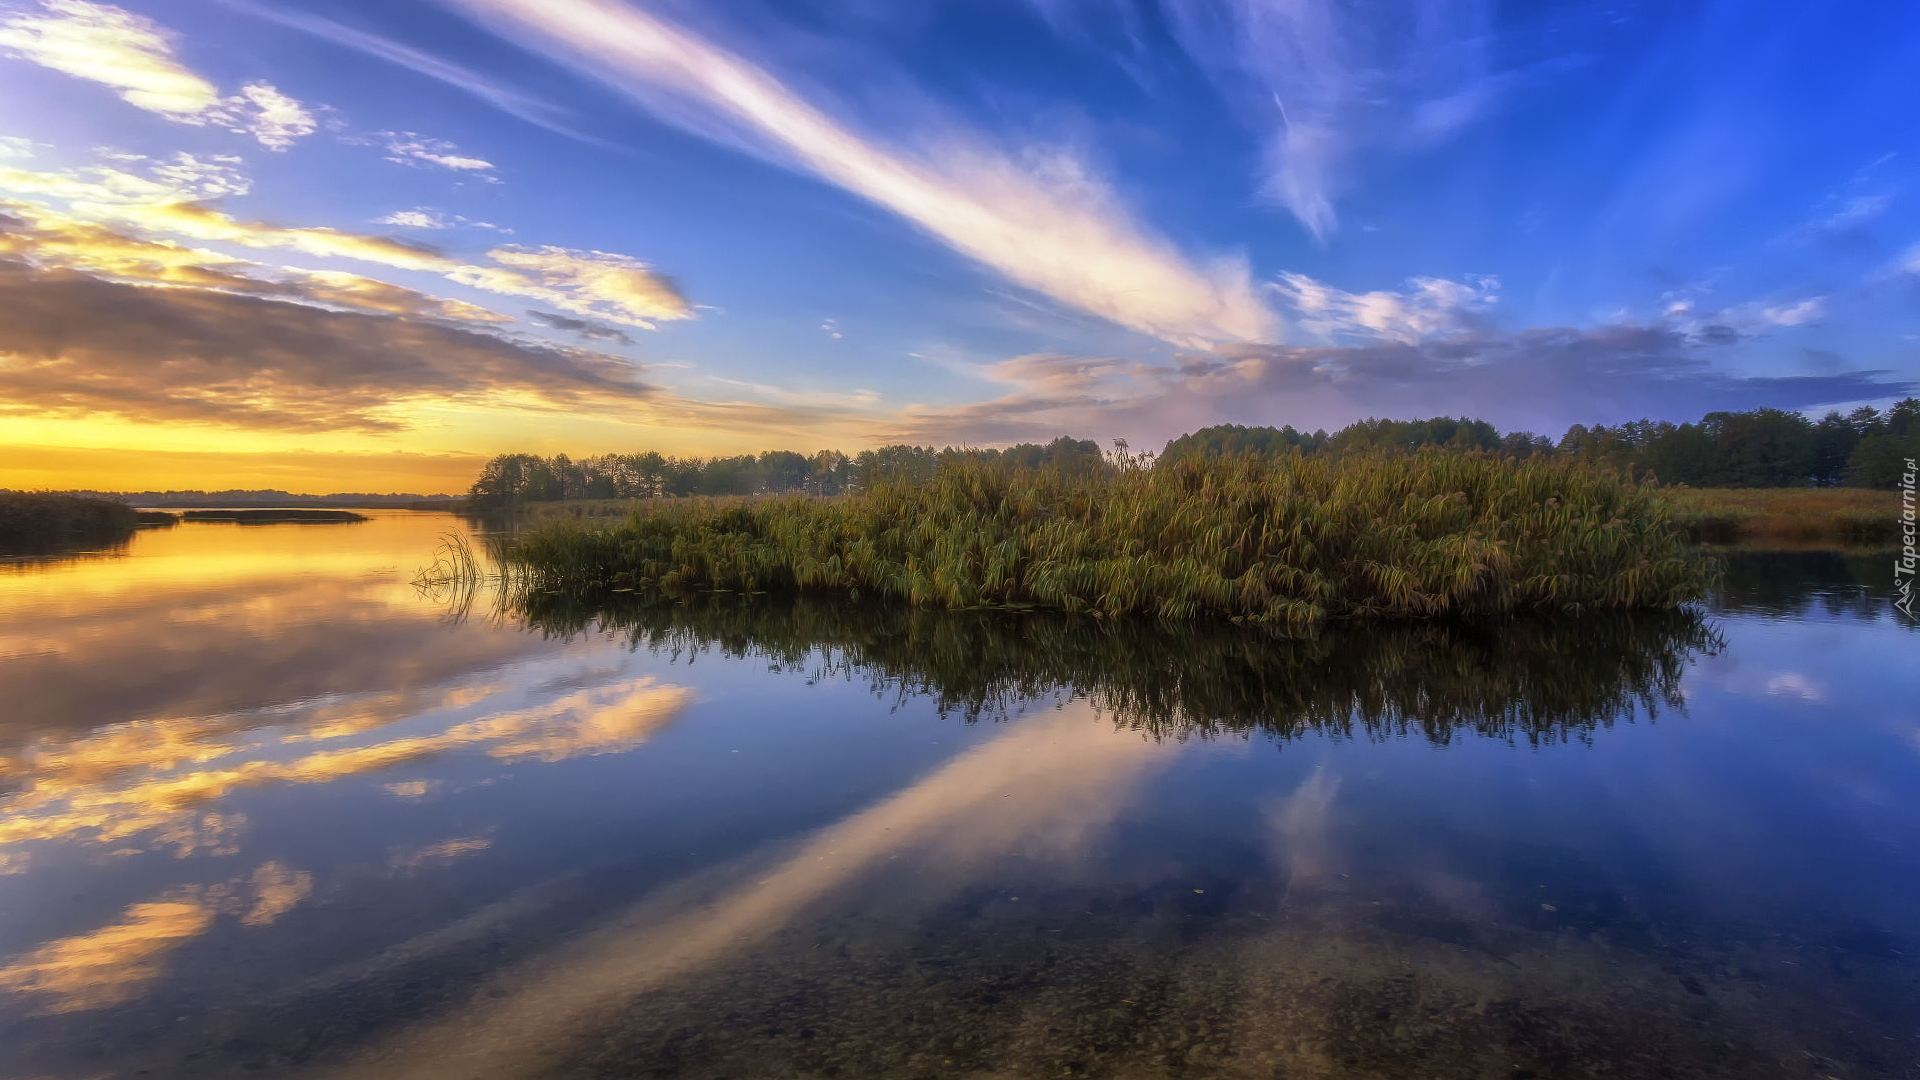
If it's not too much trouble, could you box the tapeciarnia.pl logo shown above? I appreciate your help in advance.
[1898,457,1917,620]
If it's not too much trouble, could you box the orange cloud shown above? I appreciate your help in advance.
[0,261,656,431]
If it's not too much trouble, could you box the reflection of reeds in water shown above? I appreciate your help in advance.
[411,532,487,619]
[504,592,1722,747]
[497,454,1712,624]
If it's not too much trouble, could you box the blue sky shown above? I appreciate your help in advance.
[1,0,1917,489]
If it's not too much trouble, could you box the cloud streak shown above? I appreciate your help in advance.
[0,199,514,323]
[1038,0,1515,243]
[0,0,316,149]
[1274,271,1499,344]
[376,132,497,176]
[218,0,586,139]
[447,0,1274,346]
[2,155,694,328]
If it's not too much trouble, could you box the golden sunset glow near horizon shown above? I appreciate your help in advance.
[2,0,1915,493]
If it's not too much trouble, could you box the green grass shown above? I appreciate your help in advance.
[499,453,1711,623]
[0,493,141,554]
[1663,487,1901,545]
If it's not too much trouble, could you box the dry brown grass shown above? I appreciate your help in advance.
[1663,487,1901,544]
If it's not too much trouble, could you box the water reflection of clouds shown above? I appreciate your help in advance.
[0,665,690,1015]
[1270,767,1342,902]
[1684,666,1832,704]
[327,705,1167,1080]
[0,517,712,1025]
[0,575,544,740]
[0,675,693,860]
[0,860,312,1014]
[388,835,494,875]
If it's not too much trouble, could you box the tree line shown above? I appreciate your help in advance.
[1160,401,1919,488]
[468,400,1920,508]
[466,437,1105,508]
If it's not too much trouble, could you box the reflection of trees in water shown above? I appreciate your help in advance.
[0,539,131,567]
[1713,548,1908,623]
[507,593,1723,747]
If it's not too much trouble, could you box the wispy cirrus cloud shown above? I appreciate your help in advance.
[121,204,690,327]
[375,208,455,230]
[486,246,688,329]
[372,207,507,232]
[374,131,497,177]
[445,0,1275,347]
[0,152,681,431]
[216,0,587,140]
[1656,286,1831,343]
[1273,271,1499,344]
[3,200,513,323]
[1035,0,1538,243]
[0,177,825,439]
[0,0,221,119]
[1163,0,1521,243]
[2,154,692,328]
[236,81,318,151]
[0,0,316,149]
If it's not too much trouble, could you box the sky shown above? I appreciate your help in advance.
[1,0,1917,493]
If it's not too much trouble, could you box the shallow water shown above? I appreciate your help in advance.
[1,513,1916,1079]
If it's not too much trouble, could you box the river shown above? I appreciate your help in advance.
[1,510,1915,1079]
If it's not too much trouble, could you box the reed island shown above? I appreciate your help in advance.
[498,452,1710,623]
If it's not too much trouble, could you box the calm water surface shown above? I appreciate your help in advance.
[1,512,1916,1079]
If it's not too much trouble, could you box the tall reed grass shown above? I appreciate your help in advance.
[500,453,1709,623]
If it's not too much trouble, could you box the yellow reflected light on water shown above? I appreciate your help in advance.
[0,515,689,878]
[1,513,543,740]
[0,515,709,1020]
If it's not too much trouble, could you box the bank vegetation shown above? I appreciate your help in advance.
[498,452,1710,624]
[0,492,166,554]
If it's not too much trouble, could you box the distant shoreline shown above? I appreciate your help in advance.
[179,509,370,524]
[131,499,464,512]
[3,489,464,512]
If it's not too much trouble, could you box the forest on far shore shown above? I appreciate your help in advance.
[466,399,1920,509]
